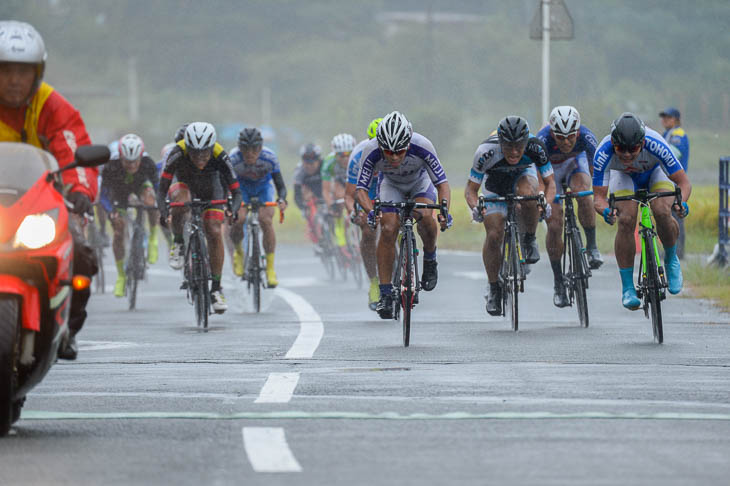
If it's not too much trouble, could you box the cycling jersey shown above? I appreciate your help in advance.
[348,139,378,200]
[100,153,159,212]
[592,127,682,188]
[469,134,553,196]
[0,81,97,200]
[158,140,242,218]
[321,152,348,186]
[293,162,323,208]
[356,132,447,192]
[229,146,287,203]
[663,126,689,172]
[535,124,599,166]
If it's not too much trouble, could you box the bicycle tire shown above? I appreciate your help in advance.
[127,228,143,310]
[191,233,209,330]
[95,245,105,293]
[508,228,519,331]
[401,231,414,347]
[347,224,364,289]
[570,230,590,328]
[250,225,262,313]
[644,235,663,343]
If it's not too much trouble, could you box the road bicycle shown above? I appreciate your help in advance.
[121,200,157,310]
[609,187,682,343]
[168,198,228,331]
[372,198,448,347]
[478,192,546,331]
[241,197,282,313]
[85,205,107,294]
[554,189,594,328]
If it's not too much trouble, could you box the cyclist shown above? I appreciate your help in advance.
[100,133,160,297]
[228,127,287,286]
[158,122,242,313]
[465,116,556,316]
[536,106,603,308]
[0,21,99,360]
[346,118,382,310]
[322,133,357,257]
[355,111,452,319]
[592,112,691,309]
[293,142,325,244]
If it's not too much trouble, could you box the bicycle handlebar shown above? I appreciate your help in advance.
[609,187,681,210]
[553,190,593,203]
[373,198,449,232]
[168,198,229,208]
[477,192,547,212]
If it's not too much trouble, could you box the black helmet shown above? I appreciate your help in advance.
[299,143,321,162]
[238,127,263,149]
[174,123,189,143]
[497,116,530,145]
[611,112,645,151]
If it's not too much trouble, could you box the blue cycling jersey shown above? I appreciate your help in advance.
[229,146,280,187]
[663,126,689,172]
[348,139,379,199]
[592,127,683,187]
[536,125,599,165]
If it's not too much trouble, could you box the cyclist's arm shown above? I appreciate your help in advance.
[272,171,287,202]
[465,180,481,210]
[294,184,305,209]
[592,185,610,216]
[540,171,556,209]
[355,188,373,213]
[217,154,243,213]
[669,169,691,204]
[158,148,181,211]
[322,179,334,207]
[344,182,357,214]
[435,181,451,212]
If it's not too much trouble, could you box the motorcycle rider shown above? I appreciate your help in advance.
[0,21,100,360]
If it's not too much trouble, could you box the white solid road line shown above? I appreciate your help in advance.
[275,287,324,359]
[242,427,302,473]
[255,373,300,403]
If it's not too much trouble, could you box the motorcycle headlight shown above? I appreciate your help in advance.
[14,212,57,249]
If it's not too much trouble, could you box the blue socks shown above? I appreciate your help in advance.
[619,267,634,292]
[379,283,393,296]
[665,244,677,263]
[423,248,437,261]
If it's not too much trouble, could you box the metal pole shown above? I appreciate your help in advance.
[128,56,139,123]
[262,85,271,126]
[541,0,550,124]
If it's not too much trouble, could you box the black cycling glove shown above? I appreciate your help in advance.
[67,192,91,215]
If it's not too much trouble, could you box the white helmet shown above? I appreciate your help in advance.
[119,133,144,161]
[376,111,412,151]
[331,133,356,153]
[185,122,217,150]
[549,106,581,136]
[0,21,47,102]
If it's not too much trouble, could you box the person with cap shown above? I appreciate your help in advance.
[659,107,690,258]
[0,21,100,360]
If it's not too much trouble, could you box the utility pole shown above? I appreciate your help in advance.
[128,56,139,123]
[530,0,574,124]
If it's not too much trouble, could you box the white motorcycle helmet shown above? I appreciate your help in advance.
[0,21,47,105]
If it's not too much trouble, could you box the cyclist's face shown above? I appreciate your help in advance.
[242,145,262,165]
[613,139,643,164]
[189,148,212,168]
[0,62,36,107]
[501,141,526,164]
[122,156,141,174]
[552,131,578,153]
[660,115,676,131]
[335,152,350,166]
[381,147,408,166]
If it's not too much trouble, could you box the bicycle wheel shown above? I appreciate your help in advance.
[127,229,143,310]
[191,234,209,330]
[347,225,364,289]
[401,232,414,347]
[249,225,262,313]
[507,228,519,331]
[570,230,589,328]
[95,245,105,293]
[319,220,337,280]
[644,235,663,343]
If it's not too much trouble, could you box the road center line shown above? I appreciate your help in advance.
[242,427,302,472]
[255,373,300,403]
[275,287,324,359]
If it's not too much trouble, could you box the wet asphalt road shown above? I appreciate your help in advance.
[1,244,729,485]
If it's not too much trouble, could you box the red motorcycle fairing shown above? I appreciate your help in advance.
[0,276,40,331]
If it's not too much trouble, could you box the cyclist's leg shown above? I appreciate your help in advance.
[482,190,506,315]
[231,187,250,276]
[648,167,682,293]
[546,161,568,283]
[571,154,602,267]
[168,181,191,268]
[375,178,402,301]
[140,183,159,264]
[301,186,319,243]
[258,183,279,286]
[332,182,347,248]
[515,169,540,263]
[610,170,641,308]
[109,207,127,297]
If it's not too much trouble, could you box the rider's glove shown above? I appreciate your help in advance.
[67,192,92,215]
[367,210,377,229]
[541,203,552,221]
[602,207,616,225]
[349,210,358,224]
[679,201,689,217]
[443,213,453,229]
[471,206,484,223]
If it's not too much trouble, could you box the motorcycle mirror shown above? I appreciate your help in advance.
[75,145,111,168]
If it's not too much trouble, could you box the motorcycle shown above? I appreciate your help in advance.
[0,142,109,436]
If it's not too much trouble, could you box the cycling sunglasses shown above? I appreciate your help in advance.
[614,142,643,154]
[382,148,408,157]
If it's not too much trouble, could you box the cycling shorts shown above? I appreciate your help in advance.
[169,175,226,221]
[105,179,154,213]
[608,164,674,197]
[379,174,437,214]
[240,182,275,204]
[552,153,590,195]
[481,165,538,217]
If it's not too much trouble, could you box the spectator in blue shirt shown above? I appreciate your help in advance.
[660,107,690,258]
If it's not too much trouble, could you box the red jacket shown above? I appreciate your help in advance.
[0,82,98,200]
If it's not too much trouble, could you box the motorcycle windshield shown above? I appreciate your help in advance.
[0,143,59,207]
